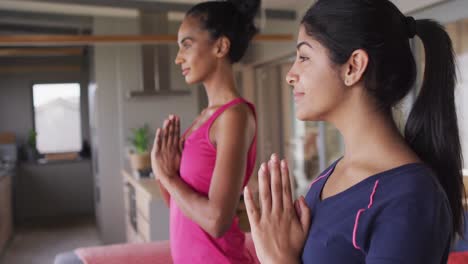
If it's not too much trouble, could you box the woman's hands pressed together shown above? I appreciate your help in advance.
[151,115,183,185]
[244,154,311,264]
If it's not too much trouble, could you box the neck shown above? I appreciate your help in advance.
[202,61,239,107]
[327,87,410,165]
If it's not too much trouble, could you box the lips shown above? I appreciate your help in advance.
[293,91,305,101]
[182,68,190,76]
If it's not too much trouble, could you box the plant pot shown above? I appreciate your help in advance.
[26,147,39,162]
[129,152,152,178]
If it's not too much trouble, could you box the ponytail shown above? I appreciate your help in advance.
[404,19,464,236]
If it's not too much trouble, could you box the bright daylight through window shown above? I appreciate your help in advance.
[32,83,82,154]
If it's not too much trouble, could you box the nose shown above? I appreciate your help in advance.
[285,69,298,86]
[175,49,184,65]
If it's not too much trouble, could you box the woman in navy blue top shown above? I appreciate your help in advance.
[301,161,451,263]
[243,0,464,263]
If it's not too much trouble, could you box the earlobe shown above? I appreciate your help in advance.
[215,36,231,58]
[343,49,369,86]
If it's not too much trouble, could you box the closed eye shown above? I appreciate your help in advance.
[299,55,309,62]
[179,37,194,49]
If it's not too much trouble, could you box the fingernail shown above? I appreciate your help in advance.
[272,156,279,164]
[272,153,280,162]
[281,160,286,168]
[260,163,266,171]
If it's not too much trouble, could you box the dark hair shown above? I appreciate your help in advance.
[302,0,463,236]
[186,0,260,63]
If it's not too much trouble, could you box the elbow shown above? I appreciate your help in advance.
[205,213,231,238]
[207,223,230,238]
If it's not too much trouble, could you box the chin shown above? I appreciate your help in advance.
[295,108,324,122]
[184,77,198,85]
[185,74,205,85]
[295,109,310,121]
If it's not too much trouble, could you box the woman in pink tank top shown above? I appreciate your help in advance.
[150,0,260,263]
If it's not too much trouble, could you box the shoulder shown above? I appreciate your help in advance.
[220,102,254,122]
[369,163,452,235]
[357,164,452,260]
[376,163,447,205]
[214,102,256,133]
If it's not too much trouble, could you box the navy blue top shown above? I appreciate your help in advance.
[301,160,452,264]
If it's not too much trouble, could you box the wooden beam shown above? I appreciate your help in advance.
[0,132,15,144]
[0,65,81,74]
[254,34,294,42]
[0,34,294,46]
[0,47,84,57]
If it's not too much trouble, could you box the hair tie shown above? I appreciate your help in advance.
[406,16,417,38]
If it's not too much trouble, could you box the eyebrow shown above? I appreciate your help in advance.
[179,37,194,45]
[296,41,313,50]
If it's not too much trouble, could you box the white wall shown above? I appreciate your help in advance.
[409,0,468,23]
[92,35,124,243]
[457,54,468,170]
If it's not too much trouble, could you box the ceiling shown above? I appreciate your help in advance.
[0,0,450,16]
[136,0,312,9]
[0,0,451,37]
[135,0,449,12]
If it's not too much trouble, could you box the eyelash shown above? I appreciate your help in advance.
[299,55,309,62]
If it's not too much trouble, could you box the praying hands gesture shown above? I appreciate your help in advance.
[151,115,183,186]
[244,154,311,264]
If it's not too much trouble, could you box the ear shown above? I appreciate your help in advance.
[341,49,369,87]
[213,36,231,59]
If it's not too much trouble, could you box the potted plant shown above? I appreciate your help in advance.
[128,124,152,177]
[26,129,39,161]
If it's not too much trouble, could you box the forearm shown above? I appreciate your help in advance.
[156,179,171,207]
[162,175,229,237]
[262,252,301,264]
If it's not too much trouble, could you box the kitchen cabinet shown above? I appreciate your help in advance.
[123,170,170,242]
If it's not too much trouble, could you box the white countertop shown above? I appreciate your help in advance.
[122,170,162,200]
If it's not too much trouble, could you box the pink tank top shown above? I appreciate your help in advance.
[170,98,257,264]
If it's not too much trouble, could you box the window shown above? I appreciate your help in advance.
[32,83,82,154]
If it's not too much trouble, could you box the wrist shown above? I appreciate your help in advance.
[274,254,300,264]
[161,172,179,189]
